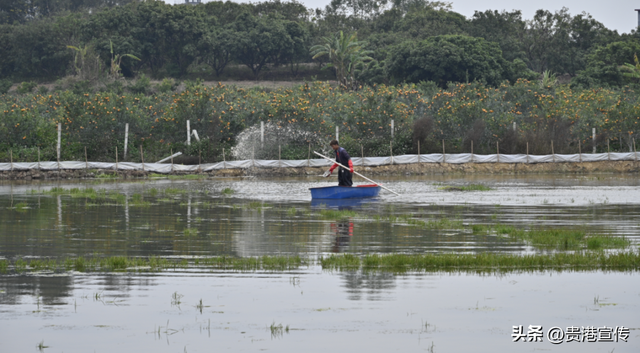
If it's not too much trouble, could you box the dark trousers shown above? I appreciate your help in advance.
[337,167,353,186]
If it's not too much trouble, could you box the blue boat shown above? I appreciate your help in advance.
[309,184,381,199]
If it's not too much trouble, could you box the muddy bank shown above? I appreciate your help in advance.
[0,160,639,180]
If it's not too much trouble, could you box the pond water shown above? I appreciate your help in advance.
[1,174,639,352]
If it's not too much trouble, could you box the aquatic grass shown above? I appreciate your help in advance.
[321,252,640,273]
[318,209,358,220]
[14,202,28,212]
[439,184,492,192]
[244,201,268,210]
[1,253,639,274]
[148,173,166,178]
[168,174,207,180]
[146,188,159,197]
[221,188,235,195]
[164,188,186,195]
[495,226,630,250]
[269,322,289,339]
[96,173,118,179]
[130,193,150,207]
[286,207,297,216]
[183,228,198,237]
[320,254,361,270]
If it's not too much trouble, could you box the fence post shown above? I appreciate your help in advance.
[470,140,474,163]
[496,141,499,163]
[124,123,129,160]
[187,120,191,146]
[9,149,13,172]
[115,146,119,174]
[198,149,201,172]
[57,123,61,163]
[634,138,637,162]
[417,140,421,164]
[607,139,610,161]
[140,145,145,172]
[526,142,529,164]
[361,145,365,166]
[390,141,393,165]
[551,140,555,163]
[442,139,445,163]
[336,125,339,142]
[261,121,264,148]
[253,146,256,168]
[57,123,61,170]
[37,147,41,170]
[391,119,394,139]
[308,143,311,167]
[578,139,582,163]
[170,148,174,173]
[223,148,226,169]
[279,145,282,168]
[592,128,596,154]
[85,146,88,171]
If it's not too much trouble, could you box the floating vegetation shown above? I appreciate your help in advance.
[168,174,207,180]
[145,188,159,197]
[1,252,638,274]
[130,193,150,207]
[96,173,118,179]
[318,209,358,220]
[221,188,234,195]
[13,202,28,212]
[473,224,630,250]
[269,322,289,339]
[320,251,640,273]
[2,255,304,273]
[439,184,492,192]
[164,188,186,195]
[183,228,198,237]
[244,201,268,210]
[286,207,297,216]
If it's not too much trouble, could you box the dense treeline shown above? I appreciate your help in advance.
[2,0,640,162]
[1,0,640,88]
[2,80,638,163]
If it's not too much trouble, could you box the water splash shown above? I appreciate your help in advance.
[231,122,331,160]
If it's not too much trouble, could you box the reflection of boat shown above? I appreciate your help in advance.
[310,197,377,209]
[309,184,381,199]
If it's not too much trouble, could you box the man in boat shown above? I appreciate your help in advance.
[323,140,354,186]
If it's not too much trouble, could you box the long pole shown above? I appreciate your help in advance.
[314,151,399,196]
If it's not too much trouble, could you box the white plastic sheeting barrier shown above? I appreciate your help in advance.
[0,152,638,173]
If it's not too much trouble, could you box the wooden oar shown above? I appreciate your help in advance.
[314,151,400,196]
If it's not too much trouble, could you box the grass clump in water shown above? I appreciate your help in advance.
[145,188,159,197]
[0,259,7,273]
[168,174,206,180]
[130,193,150,207]
[318,209,358,220]
[96,173,118,179]
[439,184,492,192]
[321,252,640,273]
[164,188,186,195]
[13,202,28,212]
[221,188,234,195]
[183,228,198,237]
[320,254,361,270]
[494,226,630,250]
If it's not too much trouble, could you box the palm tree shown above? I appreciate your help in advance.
[620,53,640,82]
[310,31,373,89]
[109,40,141,78]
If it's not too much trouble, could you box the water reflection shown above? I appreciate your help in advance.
[330,221,353,253]
[341,270,396,301]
